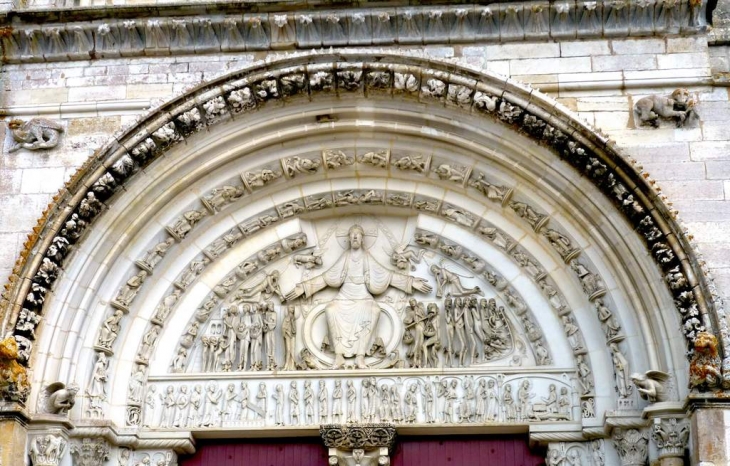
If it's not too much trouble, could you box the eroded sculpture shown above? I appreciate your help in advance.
[40,382,80,415]
[0,336,31,402]
[634,88,699,128]
[7,118,64,153]
[689,331,722,390]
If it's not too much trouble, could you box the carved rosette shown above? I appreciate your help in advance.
[321,424,396,466]
[320,424,397,451]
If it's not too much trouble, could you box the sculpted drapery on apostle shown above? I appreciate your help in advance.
[286,224,432,369]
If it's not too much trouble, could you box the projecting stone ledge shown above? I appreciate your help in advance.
[0,0,708,64]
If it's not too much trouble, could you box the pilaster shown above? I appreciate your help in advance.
[0,402,30,466]
[686,394,730,465]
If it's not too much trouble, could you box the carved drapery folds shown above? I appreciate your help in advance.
[5,56,718,390]
[2,62,723,466]
[141,373,575,429]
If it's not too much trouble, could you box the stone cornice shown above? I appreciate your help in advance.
[0,0,708,64]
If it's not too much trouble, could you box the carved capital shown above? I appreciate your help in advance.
[321,424,396,466]
[651,418,689,459]
[69,437,110,466]
[320,424,397,451]
[612,428,649,466]
[29,435,67,466]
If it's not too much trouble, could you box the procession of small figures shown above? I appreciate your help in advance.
[403,295,513,369]
[190,291,516,374]
[143,376,571,429]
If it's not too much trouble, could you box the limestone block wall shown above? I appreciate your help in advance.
[1,35,729,304]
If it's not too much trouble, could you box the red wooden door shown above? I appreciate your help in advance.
[181,435,545,466]
[393,436,546,466]
[181,438,327,466]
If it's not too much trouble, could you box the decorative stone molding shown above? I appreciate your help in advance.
[0,1,707,64]
[321,424,395,465]
[320,424,396,450]
[70,438,110,466]
[651,418,689,459]
[612,428,649,466]
[0,53,723,395]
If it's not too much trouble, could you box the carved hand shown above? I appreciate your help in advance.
[412,278,433,294]
[285,284,305,301]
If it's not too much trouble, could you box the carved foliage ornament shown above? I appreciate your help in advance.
[69,438,110,466]
[612,428,648,466]
[651,418,689,458]
[320,424,397,451]
[29,435,67,466]
[6,56,720,395]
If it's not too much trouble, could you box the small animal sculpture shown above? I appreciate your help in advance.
[634,88,697,128]
[7,118,64,152]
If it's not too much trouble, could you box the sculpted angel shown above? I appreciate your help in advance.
[631,370,671,403]
[285,224,432,369]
